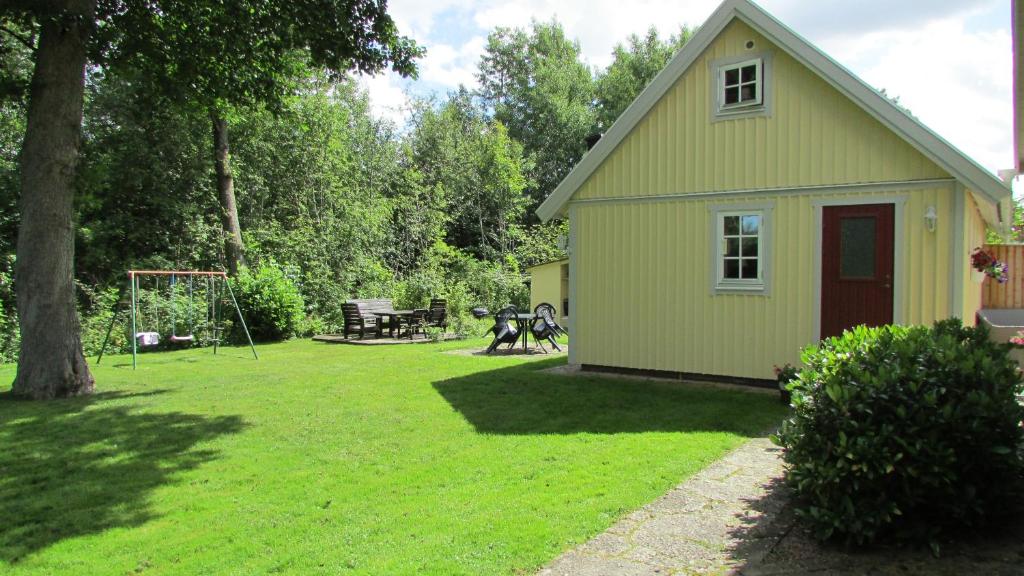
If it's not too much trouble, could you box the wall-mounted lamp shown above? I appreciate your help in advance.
[924,206,937,232]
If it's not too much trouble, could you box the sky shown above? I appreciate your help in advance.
[360,0,1014,179]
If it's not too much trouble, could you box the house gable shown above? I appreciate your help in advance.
[574,19,949,202]
[536,0,1010,223]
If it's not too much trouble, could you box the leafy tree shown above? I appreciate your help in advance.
[409,90,531,259]
[595,26,692,130]
[476,20,596,210]
[3,0,420,399]
[230,75,405,324]
[102,1,422,276]
[77,70,220,285]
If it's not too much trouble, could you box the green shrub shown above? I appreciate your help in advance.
[0,256,18,363]
[78,284,125,357]
[232,262,305,341]
[775,319,1024,548]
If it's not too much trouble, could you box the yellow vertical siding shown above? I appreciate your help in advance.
[528,260,567,324]
[962,194,987,322]
[574,187,954,380]
[576,20,949,202]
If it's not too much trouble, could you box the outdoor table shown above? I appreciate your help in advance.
[512,313,535,351]
[371,310,415,338]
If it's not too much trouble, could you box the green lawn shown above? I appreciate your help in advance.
[0,338,786,575]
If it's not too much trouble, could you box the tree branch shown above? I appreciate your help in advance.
[0,25,37,52]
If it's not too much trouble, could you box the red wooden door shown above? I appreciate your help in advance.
[820,204,894,339]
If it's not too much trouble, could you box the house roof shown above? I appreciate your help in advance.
[1014,0,1023,172]
[536,0,1011,224]
[526,258,568,271]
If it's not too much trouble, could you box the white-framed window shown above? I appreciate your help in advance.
[720,59,762,110]
[715,210,765,291]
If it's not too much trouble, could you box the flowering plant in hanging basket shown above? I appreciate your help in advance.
[971,247,1009,283]
[1009,330,1024,347]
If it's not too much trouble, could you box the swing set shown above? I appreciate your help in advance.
[97,270,258,369]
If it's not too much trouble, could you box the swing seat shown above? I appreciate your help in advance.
[169,334,195,344]
[135,332,160,347]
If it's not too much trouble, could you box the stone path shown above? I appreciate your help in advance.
[538,437,1024,575]
[538,438,791,576]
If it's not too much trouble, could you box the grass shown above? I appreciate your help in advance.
[0,338,786,575]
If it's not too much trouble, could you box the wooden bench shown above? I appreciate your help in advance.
[342,299,395,339]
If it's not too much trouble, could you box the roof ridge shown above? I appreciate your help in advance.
[536,0,1010,224]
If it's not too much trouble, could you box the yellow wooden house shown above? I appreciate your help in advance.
[537,0,1013,382]
[527,258,569,327]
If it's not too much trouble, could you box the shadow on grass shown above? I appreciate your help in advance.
[0,389,245,563]
[432,359,785,435]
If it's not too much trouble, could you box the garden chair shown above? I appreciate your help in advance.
[485,306,519,353]
[531,303,565,352]
[399,308,429,339]
[427,298,448,330]
[342,302,378,339]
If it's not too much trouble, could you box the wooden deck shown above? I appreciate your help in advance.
[311,333,460,345]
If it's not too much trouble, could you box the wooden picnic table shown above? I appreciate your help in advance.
[371,309,427,339]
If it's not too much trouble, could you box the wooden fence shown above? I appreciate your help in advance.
[982,244,1024,309]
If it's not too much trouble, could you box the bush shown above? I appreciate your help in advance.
[775,319,1024,548]
[232,262,305,341]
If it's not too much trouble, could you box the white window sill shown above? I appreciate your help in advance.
[713,283,767,295]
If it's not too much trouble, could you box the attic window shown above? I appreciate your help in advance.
[720,59,762,109]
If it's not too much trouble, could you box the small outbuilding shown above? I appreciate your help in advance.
[537,0,1013,382]
[527,258,569,328]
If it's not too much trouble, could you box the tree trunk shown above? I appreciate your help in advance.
[211,112,246,275]
[12,0,96,400]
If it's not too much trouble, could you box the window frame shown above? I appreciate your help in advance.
[709,202,774,295]
[720,58,762,110]
[709,52,773,122]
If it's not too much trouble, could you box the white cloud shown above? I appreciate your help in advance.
[362,0,1013,174]
[419,36,487,90]
[386,0,463,39]
[818,18,1012,173]
[357,73,410,128]
[471,0,720,69]
[768,0,999,37]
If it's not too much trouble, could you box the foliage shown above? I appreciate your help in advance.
[408,90,531,260]
[0,338,786,573]
[1,14,710,353]
[77,71,221,283]
[513,219,568,268]
[231,76,402,325]
[92,0,423,115]
[232,262,306,341]
[0,255,17,363]
[987,197,1024,244]
[477,20,597,209]
[594,26,692,130]
[775,320,1024,548]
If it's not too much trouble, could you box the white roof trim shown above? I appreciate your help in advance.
[536,0,1011,225]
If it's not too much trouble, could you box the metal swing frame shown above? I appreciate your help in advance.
[96,270,258,369]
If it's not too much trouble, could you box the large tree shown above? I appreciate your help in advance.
[594,26,693,130]
[409,89,531,259]
[3,0,421,399]
[476,20,595,210]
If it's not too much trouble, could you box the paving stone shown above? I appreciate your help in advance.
[578,532,633,557]
[538,433,1024,576]
[538,552,671,576]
